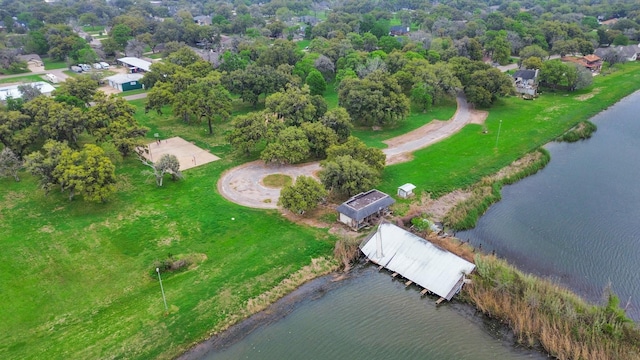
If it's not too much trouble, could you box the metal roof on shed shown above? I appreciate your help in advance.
[117,57,152,72]
[0,82,55,101]
[360,223,476,300]
[398,183,416,192]
[336,189,395,221]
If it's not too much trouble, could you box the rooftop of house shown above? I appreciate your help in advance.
[513,69,538,80]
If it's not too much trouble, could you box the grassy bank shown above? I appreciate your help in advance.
[443,148,550,230]
[558,120,597,142]
[379,62,640,197]
[466,255,640,360]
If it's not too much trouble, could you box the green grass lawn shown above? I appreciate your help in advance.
[379,62,640,197]
[117,88,148,97]
[352,100,457,148]
[147,53,163,60]
[296,39,310,50]
[0,74,45,84]
[83,25,105,33]
[43,57,68,70]
[0,101,335,359]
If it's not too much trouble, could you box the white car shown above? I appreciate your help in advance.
[79,64,91,71]
[93,63,102,69]
[99,62,110,69]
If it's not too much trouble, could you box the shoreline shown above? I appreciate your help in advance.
[177,264,544,360]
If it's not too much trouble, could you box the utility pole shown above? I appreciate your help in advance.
[156,267,168,313]
[495,120,503,148]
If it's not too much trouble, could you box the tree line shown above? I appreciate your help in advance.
[0,77,147,202]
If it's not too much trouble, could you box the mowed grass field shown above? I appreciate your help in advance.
[0,103,335,359]
[1,61,639,359]
[380,62,640,197]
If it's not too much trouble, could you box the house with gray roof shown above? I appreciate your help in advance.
[513,69,539,97]
[595,44,640,62]
[337,189,395,230]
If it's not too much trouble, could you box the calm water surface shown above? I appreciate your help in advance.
[202,266,545,360]
[460,91,640,320]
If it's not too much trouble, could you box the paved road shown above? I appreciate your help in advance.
[217,94,474,209]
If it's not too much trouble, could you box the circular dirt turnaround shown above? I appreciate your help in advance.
[217,94,478,209]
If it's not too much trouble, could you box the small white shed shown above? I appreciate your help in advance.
[397,183,416,199]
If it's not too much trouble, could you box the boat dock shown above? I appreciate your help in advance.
[360,222,476,301]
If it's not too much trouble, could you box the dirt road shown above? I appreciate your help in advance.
[217,94,481,209]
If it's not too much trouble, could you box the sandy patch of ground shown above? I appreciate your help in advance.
[575,88,601,101]
[138,137,220,171]
[383,119,448,148]
[468,109,489,125]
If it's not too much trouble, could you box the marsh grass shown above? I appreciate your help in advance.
[558,120,597,142]
[466,255,640,360]
[333,237,362,270]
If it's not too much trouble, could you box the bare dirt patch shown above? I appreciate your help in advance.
[575,88,601,101]
[384,118,447,147]
[138,137,220,171]
[469,109,489,125]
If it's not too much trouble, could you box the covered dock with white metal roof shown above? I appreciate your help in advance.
[360,222,475,301]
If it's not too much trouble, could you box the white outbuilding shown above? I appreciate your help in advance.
[397,183,416,199]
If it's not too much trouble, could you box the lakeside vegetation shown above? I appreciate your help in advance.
[467,255,640,360]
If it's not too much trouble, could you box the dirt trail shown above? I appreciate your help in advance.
[217,94,487,209]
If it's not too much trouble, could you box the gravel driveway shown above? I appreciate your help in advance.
[217,94,473,209]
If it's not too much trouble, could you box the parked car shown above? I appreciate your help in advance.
[70,65,83,73]
[45,73,59,84]
[93,63,102,69]
[99,61,110,69]
[79,64,91,72]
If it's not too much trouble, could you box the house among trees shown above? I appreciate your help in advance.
[512,69,539,98]
[561,54,602,72]
[336,189,395,230]
[117,57,152,73]
[389,25,410,36]
[104,73,144,92]
[595,44,640,62]
[298,16,320,26]
[17,54,43,67]
[193,15,212,26]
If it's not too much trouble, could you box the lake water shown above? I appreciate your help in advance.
[460,91,640,321]
[191,92,640,359]
[196,266,545,360]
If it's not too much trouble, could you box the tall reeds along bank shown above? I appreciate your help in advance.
[465,255,640,360]
[558,120,597,143]
[444,148,550,230]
